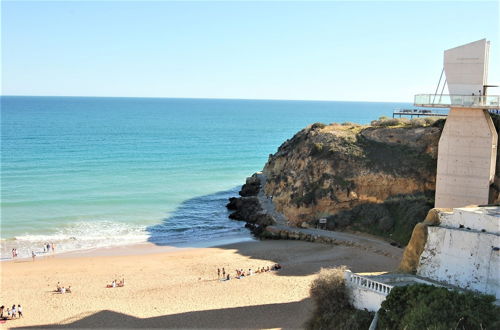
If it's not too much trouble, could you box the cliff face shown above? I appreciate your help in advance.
[229,115,500,246]
[261,122,442,244]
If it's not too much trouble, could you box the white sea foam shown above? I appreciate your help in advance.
[1,221,150,259]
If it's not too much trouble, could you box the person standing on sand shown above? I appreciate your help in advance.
[11,305,16,319]
[217,268,220,278]
[17,305,22,318]
[51,243,55,253]
[31,250,36,262]
[0,305,4,318]
[222,268,225,277]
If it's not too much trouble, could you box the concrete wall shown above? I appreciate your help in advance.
[344,271,391,312]
[435,108,497,208]
[417,226,500,298]
[439,206,500,234]
[349,286,388,312]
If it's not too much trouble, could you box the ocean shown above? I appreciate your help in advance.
[1,96,411,258]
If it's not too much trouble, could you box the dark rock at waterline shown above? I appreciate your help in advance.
[226,197,239,210]
[238,175,260,197]
[227,196,261,221]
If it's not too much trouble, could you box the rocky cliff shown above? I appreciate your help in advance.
[229,115,500,245]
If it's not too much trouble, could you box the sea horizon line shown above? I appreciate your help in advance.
[0,94,413,104]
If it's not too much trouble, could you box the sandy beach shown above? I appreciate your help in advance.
[0,239,401,329]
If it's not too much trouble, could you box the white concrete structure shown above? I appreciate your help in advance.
[345,206,500,313]
[344,271,437,312]
[416,39,498,208]
[344,271,393,312]
[444,39,490,96]
[435,108,497,208]
[417,207,500,298]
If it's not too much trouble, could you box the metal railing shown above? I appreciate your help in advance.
[414,94,500,109]
[345,271,393,295]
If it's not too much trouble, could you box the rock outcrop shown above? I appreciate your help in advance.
[229,115,500,245]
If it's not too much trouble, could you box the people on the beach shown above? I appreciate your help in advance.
[11,249,18,259]
[55,282,71,293]
[51,243,55,253]
[217,268,220,278]
[31,251,36,262]
[219,264,282,281]
[107,278,124,288]
[0,304,23,320]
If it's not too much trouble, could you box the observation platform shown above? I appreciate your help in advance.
[393,108,447,118]
[414,94,500,109]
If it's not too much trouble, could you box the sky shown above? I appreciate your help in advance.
[1,1,499,102]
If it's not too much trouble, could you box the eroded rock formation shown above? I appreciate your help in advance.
[229,115,500,245]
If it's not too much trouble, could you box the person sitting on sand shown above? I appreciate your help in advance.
[66,286,72,293]
[226,274,230,280]
[117,278,125,287]
[56,282,61,292]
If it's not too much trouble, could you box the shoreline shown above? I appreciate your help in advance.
[2,234,257,263]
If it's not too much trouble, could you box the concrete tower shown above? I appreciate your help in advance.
[415,39,499,208]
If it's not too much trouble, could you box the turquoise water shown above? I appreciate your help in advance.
[1,96,410,258]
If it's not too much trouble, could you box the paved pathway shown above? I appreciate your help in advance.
[254,173,402,259]
[255,173,287,226]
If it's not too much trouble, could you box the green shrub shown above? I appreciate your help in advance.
[423,116,439,126]
[409,118,426,127]
[305,267,373,330]
[311,142,324,156]
[311,122,326,130]
[378,284,500,330]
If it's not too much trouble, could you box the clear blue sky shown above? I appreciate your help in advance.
[1,1,499,102]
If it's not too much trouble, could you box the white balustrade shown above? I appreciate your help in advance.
[345,272,394,296]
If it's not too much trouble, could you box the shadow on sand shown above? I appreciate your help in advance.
[14,299,312,329]
[145,188,401,278]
